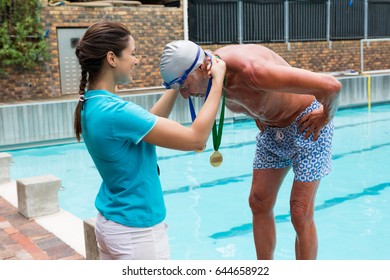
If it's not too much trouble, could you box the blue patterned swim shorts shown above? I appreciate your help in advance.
[253,99,334,182]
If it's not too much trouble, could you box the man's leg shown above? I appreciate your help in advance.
[290,180,320,260]
[249,167,290,260]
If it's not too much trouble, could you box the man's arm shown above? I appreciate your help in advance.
[247,64,342,120]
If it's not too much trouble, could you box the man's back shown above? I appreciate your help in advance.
[214,44,315,127]
[215,44,289,68]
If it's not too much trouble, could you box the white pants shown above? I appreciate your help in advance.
[95,213,171,260]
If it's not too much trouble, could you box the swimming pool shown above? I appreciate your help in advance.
[7,103,390,260]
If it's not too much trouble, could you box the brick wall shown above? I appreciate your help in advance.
[0,0,183,102]
[1,0,390,102]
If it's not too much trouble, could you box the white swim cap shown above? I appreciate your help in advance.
[160,40,205,89]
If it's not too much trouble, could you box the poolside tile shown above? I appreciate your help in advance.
[45,244,77,259]
[0,221,12,229]
[0,248,16,260]
[15,249,34,260]
[9,232,37,249]
[0,203,14,216]
[36,235,65,251]
[5,212,31,227]
[3,226,18,235]
[19,240,50,260]
[0,244,23,260]
[59,254,85,260]
[0,231,17,246]
[0,196,84,260]
[18,222,51,238]
[29,233,53,242]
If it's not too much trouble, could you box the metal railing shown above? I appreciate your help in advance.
[368,1,390,38]
[289,0,327,42]
[188,0,390,44]
[330,0,365,40]
[242,0,285,43]
[189,1,238,44]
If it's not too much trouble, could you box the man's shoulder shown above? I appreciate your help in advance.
[216,44,278,65]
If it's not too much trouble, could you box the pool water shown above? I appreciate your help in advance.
[7,104,390,260]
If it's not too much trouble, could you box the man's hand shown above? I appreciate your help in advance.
[297,105,329,141]
[254,119,267,132]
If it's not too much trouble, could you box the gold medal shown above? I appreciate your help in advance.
[210,151,223,167]
[195,145,206,153]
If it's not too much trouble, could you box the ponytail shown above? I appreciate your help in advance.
[74,68,88,142]
[73,21,131,141]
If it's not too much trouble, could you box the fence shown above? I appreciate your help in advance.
[189,0,390,44]
[369,0,390,38]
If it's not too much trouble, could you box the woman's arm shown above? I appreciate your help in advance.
[149,89,179,118]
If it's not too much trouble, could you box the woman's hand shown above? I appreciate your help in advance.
[144,55,227,151]
[297,105,329,141]
[207,56,226,83]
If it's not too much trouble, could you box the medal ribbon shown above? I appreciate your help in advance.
[211,89,225,152]
[188,79,226,153]
[188,54,226,157]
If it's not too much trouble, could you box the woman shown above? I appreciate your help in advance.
[74,21,225,260]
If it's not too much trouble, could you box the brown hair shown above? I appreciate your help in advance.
[74,21,132,141]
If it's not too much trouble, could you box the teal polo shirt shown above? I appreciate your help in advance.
[81,89,166,227]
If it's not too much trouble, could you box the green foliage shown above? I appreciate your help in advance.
[0,0,50,73]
